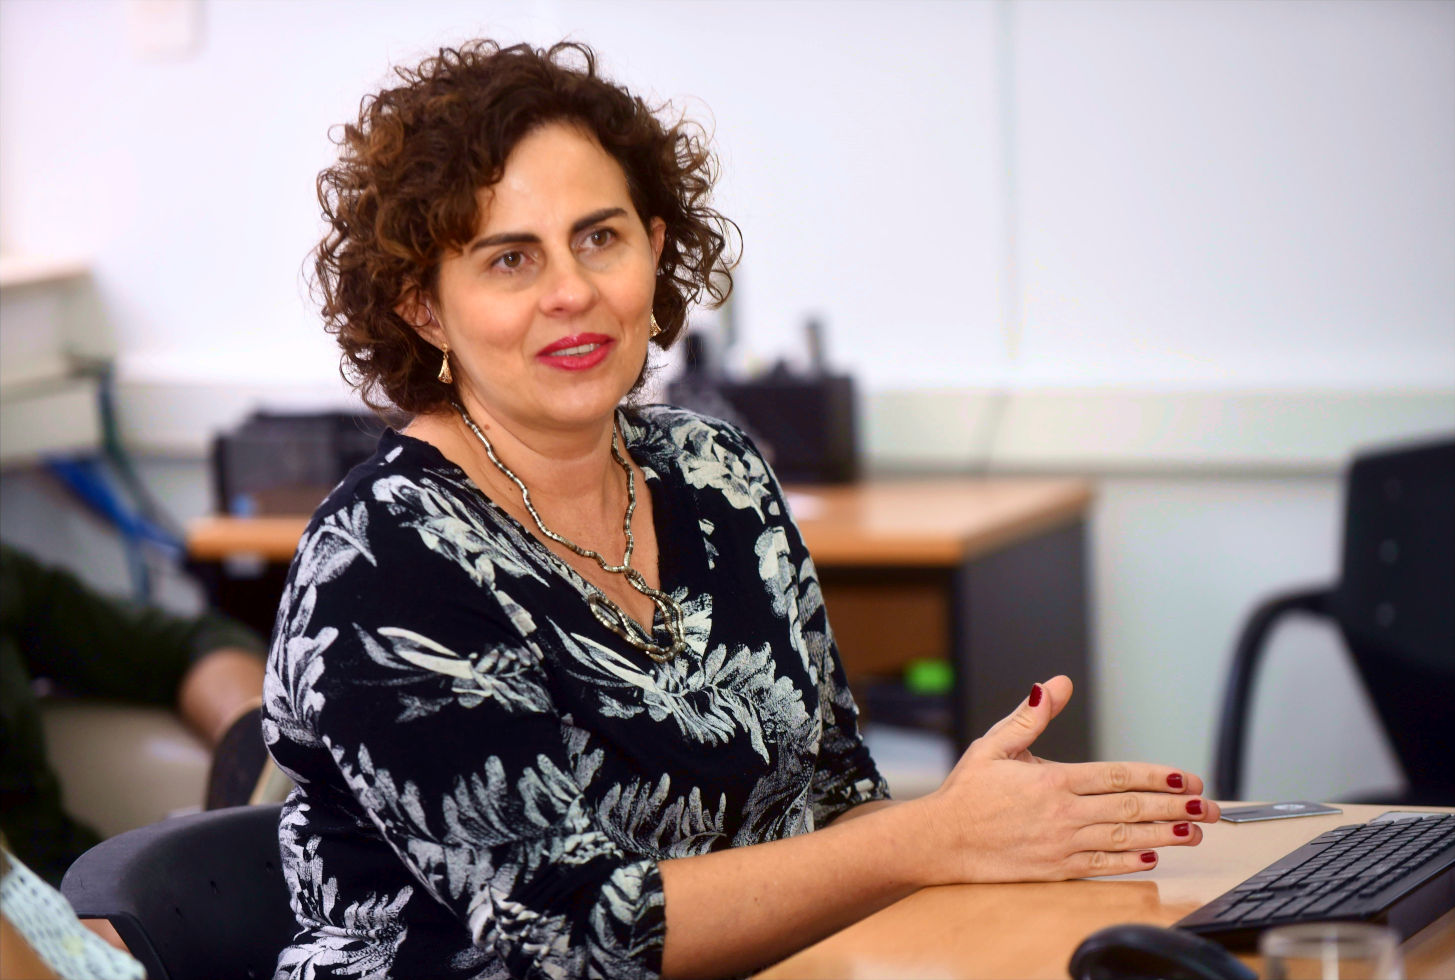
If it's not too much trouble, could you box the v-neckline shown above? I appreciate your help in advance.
[387,410,694,647]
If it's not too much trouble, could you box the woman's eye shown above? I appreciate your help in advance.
[491,250,532,273]
[585,228,615,248]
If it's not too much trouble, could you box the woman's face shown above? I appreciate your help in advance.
[425,121,665,437]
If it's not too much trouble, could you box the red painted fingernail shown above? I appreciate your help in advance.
[1173,822,1191,837]
[1186,799,1204,815]
[1140,851,1157,863]
[1167,773,1184,790]
[1028,683,1043,707]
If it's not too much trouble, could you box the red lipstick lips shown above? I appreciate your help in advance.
[536,333,613,370]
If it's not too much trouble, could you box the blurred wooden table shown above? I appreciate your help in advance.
[188,477,1094,753]
[756,803,1455,979]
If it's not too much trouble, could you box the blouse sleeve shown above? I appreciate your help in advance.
[730,433,891,826]
[785,520,892,825]
[268,498,665,978]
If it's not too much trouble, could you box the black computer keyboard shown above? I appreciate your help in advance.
[1176,812,1455,948]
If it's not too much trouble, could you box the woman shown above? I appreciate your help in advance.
[264,40,1218,979]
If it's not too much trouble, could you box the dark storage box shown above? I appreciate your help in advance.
[212,412,385,515]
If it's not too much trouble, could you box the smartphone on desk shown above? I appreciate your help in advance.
[1220,801,1343,823]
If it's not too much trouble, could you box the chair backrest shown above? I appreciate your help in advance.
[205,704,268,810]
[1332,436,1455,804]
[61,804,295,980]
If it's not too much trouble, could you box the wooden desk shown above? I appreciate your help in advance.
[786,479,1092,759]
[757,804,1455,980]
[188,477,1094,754]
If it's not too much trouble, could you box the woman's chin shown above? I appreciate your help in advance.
[535,378,640,427]
[518,394,631,434]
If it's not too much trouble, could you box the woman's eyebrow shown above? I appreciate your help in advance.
[467,207,629,254]
[570,207,628,234]
[468,230,538,252]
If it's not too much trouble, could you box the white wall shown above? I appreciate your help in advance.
[2,0,1452,800]
[0,0,1004,392]
[1013,0,1455,388]
[6,0,1446,397]
[1091,475,1405,801]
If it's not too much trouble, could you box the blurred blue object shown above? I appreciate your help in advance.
[42,455,183,601]
[37,364,184,601]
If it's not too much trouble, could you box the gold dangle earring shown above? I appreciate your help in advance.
[649,313,662,338]
[425,301,452,384]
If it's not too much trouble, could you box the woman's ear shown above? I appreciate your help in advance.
[649,217,666,269]
[396,291,443,348]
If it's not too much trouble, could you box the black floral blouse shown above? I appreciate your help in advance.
[262,406,888,979]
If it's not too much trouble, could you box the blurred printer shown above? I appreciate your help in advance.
[665,320,858,484]
[213,411,386,515]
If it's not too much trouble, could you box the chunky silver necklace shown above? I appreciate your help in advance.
[454,402,687,662]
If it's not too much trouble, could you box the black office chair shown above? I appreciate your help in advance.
[1213,435,1455,805]
[61,804,296,980]
[205,703,268,810]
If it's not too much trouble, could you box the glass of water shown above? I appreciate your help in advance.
[1260,922,1404,979]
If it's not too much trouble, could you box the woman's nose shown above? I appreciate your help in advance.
[540,257,597,315]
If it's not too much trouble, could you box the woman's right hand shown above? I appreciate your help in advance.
[908,675,1220,885]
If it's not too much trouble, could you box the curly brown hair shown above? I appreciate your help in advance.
[311,40,737,415]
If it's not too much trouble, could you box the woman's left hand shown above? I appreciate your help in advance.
[905,675,1221,885]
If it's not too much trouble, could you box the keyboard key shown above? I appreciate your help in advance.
[1237,898,1288,921]
[1280,894,1321,917]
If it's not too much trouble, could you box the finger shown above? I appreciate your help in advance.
[1078,791,1221,825]
[1065,848,1164,878]
[1038,674,1074,722]
[1072,819,1205,854]
[1060,761,1200,797]
[1159,769,1207,798]
[972,677,1067,760]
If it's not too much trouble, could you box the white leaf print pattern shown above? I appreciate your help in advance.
[755,525,816,679]
[587,862,666,976]
[698,517,718,569]
[373,473,545,634]
[597,776,727,856]
[379,471,556,636]
[674,590,714,659]
[275,802,413,980]
[366,626,552,716]
[754,526,795,619]
[328,743,463,910]
[666,418,776,518]
[264,502,374,755]
[332,735,634,980]
[557,626,811,765]
[560,715,728,858]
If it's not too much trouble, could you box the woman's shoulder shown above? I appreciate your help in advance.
[629,404,783,520]
[630,404,765,468]
[289,428,488,572]
[304,428,468,529]
[291,427,555,589]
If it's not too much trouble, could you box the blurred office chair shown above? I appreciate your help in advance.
[1213,436,1455,805]
[204,703,268,810]
[61,804,294,980]
[204,702,292,809]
